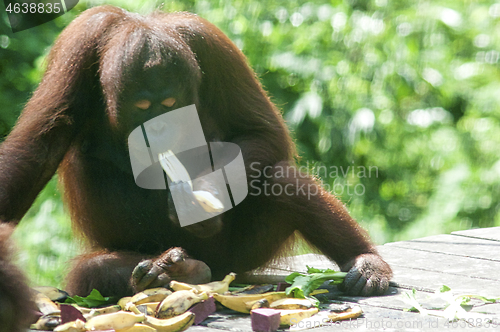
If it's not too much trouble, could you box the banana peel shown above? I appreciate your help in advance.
[144,311,195,332]
[328,305,363,322]
[70,303,121,319]
[277,308,319,326]
[136,302,160,316]
[213,292,288,314]
[34,286,69,302]
[118,296,133,309]
[130,287,172,305]
[269,298,315,310]
[35,292,60,315]
[158,150,224,213]
[309,289,328,296]
[53,319,85,332]
[249,298,270,311]
[156,290,208,319]
[84,311,145,331]
[192,191,224,213]
[158,151,191,184]
[116,323,157,332]
[288,305,363,330]
[31,314,61,330]
[169,272,236,294]
[84,305,122,319]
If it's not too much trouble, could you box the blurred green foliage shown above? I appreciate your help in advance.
[1,0,500,287]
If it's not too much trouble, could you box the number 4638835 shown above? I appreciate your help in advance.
[5,2,61,14]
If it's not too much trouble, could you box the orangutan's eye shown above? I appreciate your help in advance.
[134,99,151,110]
[161,98,176,108]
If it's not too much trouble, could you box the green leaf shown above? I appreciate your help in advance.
[403,286,500,323]
[439,285,451,293]
[306,265,338,274]
[65,289,115,308]
[285,268,347,298]
[285,272,304,284]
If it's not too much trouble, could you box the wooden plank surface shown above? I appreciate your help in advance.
[384,234,500,261]
[452,228,500,242]
[334,227,500,331]
[230,227,500,331]
[377,246,500,280]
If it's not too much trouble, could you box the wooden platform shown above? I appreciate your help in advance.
[194,227,500,331]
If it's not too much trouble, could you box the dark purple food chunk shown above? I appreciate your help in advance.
[60,304,86,324]
[188,296,216,325]
[251,308,280,332]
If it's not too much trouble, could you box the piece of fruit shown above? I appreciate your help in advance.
[269,298,314,310]
[35,292,60,315]
[156,290,208,319]
[328,305,362,322]
[144,311,195,332]
[53,319,85,332]
[251,308,280,332]
[188,297,216,325]
[31,314,61,330]
[278,308,319,326]
[192,190,224,212]
[232,284,274,295]
[288,312,330,331]
[34,286,70,302]
[309,289,328,296]
[76,304,122,319]
[116,323,157,332]
[169,273,236,294]
[158,150,224,212]
[136,302,160,316]
[84,311,144,330]
[213,292,287,314]
[158,151,191,184]
[60,304,86,324]
[249,299,270,311]
[130,288,172,305]
[118,296,133,309]
[90,304,122,315]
